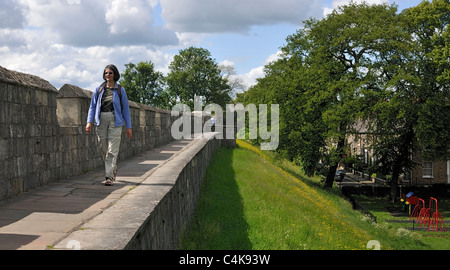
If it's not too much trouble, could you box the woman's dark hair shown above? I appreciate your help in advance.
[103,64,120,82]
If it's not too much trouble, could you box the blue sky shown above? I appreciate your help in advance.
[0,0,425,91]
[197,0,424,83]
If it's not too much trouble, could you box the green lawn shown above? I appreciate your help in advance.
[179,140,441,250]
[353,195,450,250]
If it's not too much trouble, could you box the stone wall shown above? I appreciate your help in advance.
[54,135,222,250]
[0,66,61,199]
[124,136,221,250]
[0,66,177,201]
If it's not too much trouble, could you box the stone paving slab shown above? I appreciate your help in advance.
[0,138,194,250]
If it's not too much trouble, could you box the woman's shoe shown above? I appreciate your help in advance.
[105,178,113,186]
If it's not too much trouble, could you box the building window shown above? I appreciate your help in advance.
[422,162,433,178]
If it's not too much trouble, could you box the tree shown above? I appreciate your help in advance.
[166,47,233,110]
[240,3,406,184]
[241,53,327,177]
[238,1,450,194]
[120,61,167,108]
[369,0,450,200]
[219,63,246,100]
[403,0,450,160]
[294,2,405,188]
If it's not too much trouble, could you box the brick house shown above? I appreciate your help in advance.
[346,121,450,187]
[410,151,450,186]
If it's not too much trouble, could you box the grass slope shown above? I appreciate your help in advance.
[179,140,426,250]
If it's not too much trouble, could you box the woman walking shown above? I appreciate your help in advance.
[86,64,132,186]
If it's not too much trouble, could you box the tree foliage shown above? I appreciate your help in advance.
[120,47,234,110]
[120,61,167,108]
[369,0,450,199]
[166,46,233,109]
[241,0,450,193]
[402,0,450,160]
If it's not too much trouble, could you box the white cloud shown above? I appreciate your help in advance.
[238,51,282,89]
[176,32,209,48]
[160,0,323,33]
[0,0,313,92]
[1,40,175,91]
[218,54,280,91]
[0,0,359,94]
[17,1,105,46]
[241,66,265,88]
[102,0,178,46]
[0,0,26,29]
[106,0,150,35]
[0,29,27,47]
[13,0,178,47]
[219,59,235,67]
[0,0,180,90]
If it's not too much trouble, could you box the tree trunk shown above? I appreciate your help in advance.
[390,165,401,203]
[389,129,414,203]
[325,164,338,188]
[324,137,346,188]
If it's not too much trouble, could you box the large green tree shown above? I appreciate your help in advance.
[369,0,450,200]
[120,61,167,108]
[238,51,327,177]
[241,2,422,190]
[404,0,450,160]
[287,2,406,188]
[198,1,449,197]
[166,47,233,109]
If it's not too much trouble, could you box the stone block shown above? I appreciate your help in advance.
[13,157,26,178]
[0,158,13,179]
[0,181,8,199]
[55,151,63,168]
[36,90,49,106]
[0,124,9,139]
[0,138,9,159]
[0,101,9,124]
[57,98,82,127]
[10,177,24,196]
[23,174,37,191]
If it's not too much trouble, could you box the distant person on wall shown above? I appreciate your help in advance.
[211,115,215,132]
[86,64,132,186]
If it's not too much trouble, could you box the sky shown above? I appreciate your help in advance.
[0,0,425,92]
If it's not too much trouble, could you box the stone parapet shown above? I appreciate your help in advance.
[0,66,178,200]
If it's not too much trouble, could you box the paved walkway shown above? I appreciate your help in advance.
[337,172,384,187]
[0,138,194,250]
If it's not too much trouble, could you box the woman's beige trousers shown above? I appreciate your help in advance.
[97,112,122,180]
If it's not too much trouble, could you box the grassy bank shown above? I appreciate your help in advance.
[179,140,430,250]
